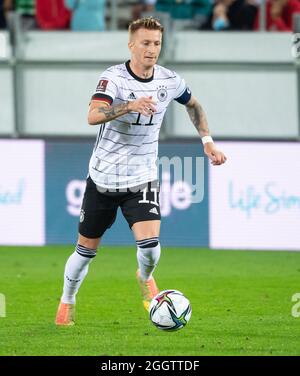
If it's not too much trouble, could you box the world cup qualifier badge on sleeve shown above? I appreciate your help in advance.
[96,79,108,92]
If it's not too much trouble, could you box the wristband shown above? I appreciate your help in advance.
[202,136,214,144]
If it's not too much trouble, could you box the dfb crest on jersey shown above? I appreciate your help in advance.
[157,85,168,102]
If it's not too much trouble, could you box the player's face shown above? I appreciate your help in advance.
[129,28,162,68]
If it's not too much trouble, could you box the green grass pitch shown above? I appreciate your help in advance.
[0,245,300,356]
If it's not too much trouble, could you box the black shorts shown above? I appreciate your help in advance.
[79,176,161,238]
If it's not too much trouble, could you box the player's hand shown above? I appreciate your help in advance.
[128,96,157,117]
[204,143,227,166]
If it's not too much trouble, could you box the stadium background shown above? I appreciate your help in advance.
[0,22,299,250]
[1,1,300,357]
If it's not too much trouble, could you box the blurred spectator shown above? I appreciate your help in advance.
[36,0,71,30]
[132,0,157,20]
[201,0,257,30]
[15,0,36,30]
[156,0,194,19]
[192,0,212,27]
[65,0,106,31]
[155,0,211,28]
[0,0,13,29]
[255,0,300,31]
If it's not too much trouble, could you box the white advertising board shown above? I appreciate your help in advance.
[0,140,45,245]
[210,142,300,250]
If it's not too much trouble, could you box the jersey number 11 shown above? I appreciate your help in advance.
[132,113,154,126]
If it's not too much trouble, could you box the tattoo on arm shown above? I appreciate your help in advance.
[186,101,210,136]
[98,102,129,121]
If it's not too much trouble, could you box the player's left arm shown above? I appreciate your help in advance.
[185,96,227,166]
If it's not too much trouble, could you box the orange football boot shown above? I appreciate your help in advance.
[136,270,159,311]
[55,302,75,326]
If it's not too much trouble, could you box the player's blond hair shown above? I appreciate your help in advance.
[128,17,164,37]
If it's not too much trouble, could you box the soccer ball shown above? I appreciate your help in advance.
[149,289,192,331]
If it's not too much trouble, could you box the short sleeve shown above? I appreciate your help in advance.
[173,73,192,105]
[91,69,119,105]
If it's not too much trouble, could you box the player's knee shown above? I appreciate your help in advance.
[136,237,161,266]
[78,234,101,251]
[136,237,159,249]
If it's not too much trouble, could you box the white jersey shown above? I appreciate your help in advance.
[89,61,191,189]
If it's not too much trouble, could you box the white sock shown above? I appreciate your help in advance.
[61,244,96,305]
[136,237,161,281]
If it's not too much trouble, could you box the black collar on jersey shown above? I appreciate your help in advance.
[125,60,154,83]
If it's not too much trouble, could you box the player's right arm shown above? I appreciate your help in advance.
[88,97,157,125]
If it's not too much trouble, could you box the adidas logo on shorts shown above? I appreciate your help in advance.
[149,207,159,215]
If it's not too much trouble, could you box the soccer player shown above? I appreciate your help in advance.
[55,17,226,326]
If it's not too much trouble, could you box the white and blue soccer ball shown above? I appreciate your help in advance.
[149,289,192,331]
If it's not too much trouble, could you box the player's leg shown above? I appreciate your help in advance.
[55,177,118,326]
[62,234,101,306]
[133,219,161,281]
[121,181,161,311]
[55,234,100,326]
[133,220,161,311]
[62,234,100,306]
